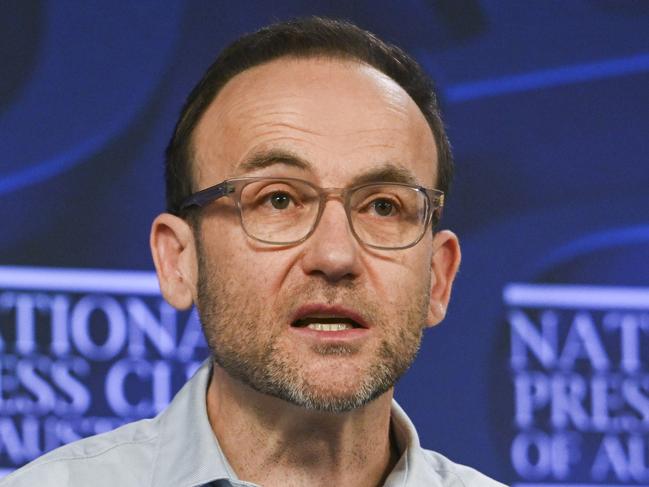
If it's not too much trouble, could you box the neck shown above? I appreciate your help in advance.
[206,364,399,487]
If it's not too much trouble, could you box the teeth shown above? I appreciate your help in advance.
[307,323,352,331]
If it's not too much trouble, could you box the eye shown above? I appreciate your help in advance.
[369,198,398,217]
[268,191,291,210]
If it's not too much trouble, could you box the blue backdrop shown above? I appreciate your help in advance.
[2,1,649,484]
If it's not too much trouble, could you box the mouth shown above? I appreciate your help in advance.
[291,316,363,332]
[290,305,370,332]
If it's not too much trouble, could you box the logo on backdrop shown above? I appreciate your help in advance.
[505,283,649,485]
[0,266,209,476]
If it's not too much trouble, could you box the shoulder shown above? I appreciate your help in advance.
[420,449,509,487]
[0,417,160,487]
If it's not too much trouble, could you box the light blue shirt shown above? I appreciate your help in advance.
[0,360,506,486]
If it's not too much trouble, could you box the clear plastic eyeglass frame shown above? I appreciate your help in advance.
[179,176,444,250]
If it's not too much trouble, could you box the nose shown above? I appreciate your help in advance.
[299,199,362,282]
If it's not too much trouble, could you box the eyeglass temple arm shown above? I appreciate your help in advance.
[427,190,444,227]
[179,182,234,210]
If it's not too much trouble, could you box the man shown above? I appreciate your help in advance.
[2,17,505,487]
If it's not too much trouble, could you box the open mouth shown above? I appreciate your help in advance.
[291,316,364,331]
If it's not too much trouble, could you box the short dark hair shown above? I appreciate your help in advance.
[165,16,453,216]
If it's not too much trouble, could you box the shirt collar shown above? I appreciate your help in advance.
[385,401,448,487]
[151,359,241,487]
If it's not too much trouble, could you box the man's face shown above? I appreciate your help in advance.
[191,56,443,412]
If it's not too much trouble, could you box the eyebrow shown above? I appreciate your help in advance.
[348,163,419,187]
[235,149,312,174]
[235,148,421,187]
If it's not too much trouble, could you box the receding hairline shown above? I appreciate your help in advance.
[187,53,438,191]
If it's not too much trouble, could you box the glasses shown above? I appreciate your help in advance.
[179,177,444,250]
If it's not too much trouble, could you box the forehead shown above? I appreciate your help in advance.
[192,56,437,187]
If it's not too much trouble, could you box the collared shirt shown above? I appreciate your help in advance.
[0,361,506,487]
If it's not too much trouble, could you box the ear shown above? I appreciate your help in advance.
[150,213,198,310]
[426,230,461,327]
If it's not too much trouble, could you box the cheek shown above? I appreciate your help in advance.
[364,248,433,299]
[200,212,249,262]
[202,230,300,297]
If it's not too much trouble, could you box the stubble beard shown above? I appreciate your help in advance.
[196,247,431,413]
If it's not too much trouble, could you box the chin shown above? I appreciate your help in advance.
[276,369,394,413]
